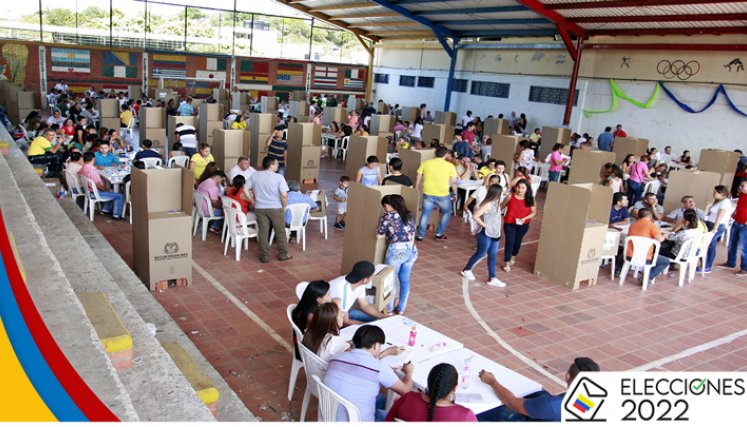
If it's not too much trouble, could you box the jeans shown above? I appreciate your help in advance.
[255,208,289,260]
[97,191,126,218]
[385,243,418,313]
[503,223,530,263]
[627,179,643,205]
[548,170,561,183]
[726,222,747,271]
[348,309,377,323]
[649,255,672,280]
[705,221,726,270]
[464,230,501,279]
[417,194,452,238]
[477,390,549,422]
[28,153,63,174]
[278,165,286,176]
[182,146,196,158]
[210,207,224,230]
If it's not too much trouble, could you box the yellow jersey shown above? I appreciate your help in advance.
[417,157,456,197]
[191,153,215,181]
[28,136,52,156]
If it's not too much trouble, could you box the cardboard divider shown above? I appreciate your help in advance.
[534,183,613,290]
[370,115,395,135]
[422,124,455,148]
[490,135,520,172]
[322,106,344,126]
[613,136,648,164]
[200,121,223,146]
[538,127,571,163]
[402,106,419,123]
[341,182,420,274]
[261,96,278,114]
[132,168,194,291]
[399,149,435,185]
[286,123,322,182]
[663,170,721,214]
[231,92,248,110]
[100,118,121,132]
[100,99,120,118]
[212,129,250,171]
[434,111,456,126]
[484,118,508,136]
[698,149,740,186]
[248,113,275,168]
[128,85,143,99]
[568,150,617,185]
[344,135,388,181]
[289,100,307,117]
[377,101,390,115]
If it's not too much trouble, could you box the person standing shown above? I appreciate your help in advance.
[700,185,733,273]
[719,180,747,276]
[174,122,198,157]
[626,155,651,205]
[502,179,537,272]
[247,156,293,263]
[548,143,564,183]
[415,146,458,241]
[266,126,288,176]
[462,184,506,287]
[356,155,382,187]
[376,194,418,315]
[613,124,627,138]
[597,126,615,151]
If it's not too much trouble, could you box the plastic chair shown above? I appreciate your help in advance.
[300,348,331,421]
[141,157,162,169]
[79,175,115,222]
[192,190,224,241]
[63,170,87,209]
[168,155,190,168]
[307,191,328,240]
[121,181,133,224]
[295,281,309,300]
[221,196,242,243]
[286,304,304,402]
[600,230,619,280]
[312,374,361,422]
[619,236,661,291]
[692,231,716,280]
[122,116,135,140]
[223,206,257,261]
[270,204,311,251]
[529,175,541,197]
[337,136,350,161]
[661,235,701,287]
[721,217,735,246]
[643,180,661,195]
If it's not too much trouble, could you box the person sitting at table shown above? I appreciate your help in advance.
[456,156,479,183]
[664,196,706,232]
[94,141,118,169]
[609,192,631,229]
[301,302,349,363]
[330,261,389,326]
[478,158,498,179]
[227,157,256,189]
[286,180,319,240]
[226,175,253,214]
[74,116,88,149]
[196,169,227,235]
[329,121,343,138]
[659,212,702,260]
[190,143,215,182]
[108,129,129,152]
[386,363,477,422]
[324,325,412,422]
[78,152,126,219]
[119,104,133,128]
[477,357,600,422]
[28,129,64,178]
[452,134,472,160]
[170,142,186,158]
[291,280,330,360]
[626,207,670,283]
[231,115,248,130]
[382,157,412,187]
[676,150,693,168]
[631,192,664,221]
[134,139,161,162]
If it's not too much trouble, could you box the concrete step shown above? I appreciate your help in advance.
[77,292,134,371]
[162,342,220,416]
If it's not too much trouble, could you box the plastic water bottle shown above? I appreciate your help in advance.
[461,362,471,389]
[407,326,417,347]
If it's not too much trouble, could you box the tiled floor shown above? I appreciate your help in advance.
[92,157,747,421]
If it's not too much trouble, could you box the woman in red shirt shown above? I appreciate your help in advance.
[501,179,537,272]
[225,175,252,214]
[61,118,76,137]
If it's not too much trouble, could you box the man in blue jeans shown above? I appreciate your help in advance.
[330,261,390,326]
[414,146,458,241]
[78,152,126,219]
[477,357,600,422]
[719,180,747,277]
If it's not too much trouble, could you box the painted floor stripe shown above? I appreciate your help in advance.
[192,261,293,353]
[632,328,747,372]
[461,277,566,387]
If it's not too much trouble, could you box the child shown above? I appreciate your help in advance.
[333,176,350,230]
[356,155,381,187]
[170,141,186,158]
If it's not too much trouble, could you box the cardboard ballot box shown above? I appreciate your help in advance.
[663,170,721,215]
[535,183,613,290]
[345,135,388,181]
[568,150,617,185]
[370,115,395,136]
[491,135,521,173]
[484,118,508,136]
[435,111,456,126]
[287,123,322,182]
[212,129,250,170]
[341,183,420,274]
[613,136,648,165]
[698,149,740,187]
[539,127,571,164]
[372,265,395,312]
[132,168,194,291]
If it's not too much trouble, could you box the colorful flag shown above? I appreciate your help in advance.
[313,65,338,88]
[152,54,187,78]
[50,48,90,73]
[572,394,595,413]
[275,62,306,86]
[239,60,270,84]
[206,57,227,71]
[102,51,138,79]
[343,67,365,89]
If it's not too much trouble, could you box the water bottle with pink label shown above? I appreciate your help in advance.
[407,326,417,346]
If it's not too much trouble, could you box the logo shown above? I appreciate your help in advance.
[587,248,596,259]
[163,242,179,254]
[564,376,607,421]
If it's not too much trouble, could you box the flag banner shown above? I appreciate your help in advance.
[313,65,338,88]
[50,48,90,73]
[343,67,365,89]
[239,60,270,84]
[195,71,227,81]
[102,51,138,79]
[275,62,306,86]
[152,54,187,78]
[206,57,228,71]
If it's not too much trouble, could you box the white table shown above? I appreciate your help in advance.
[457,180,482,214]
[339,315,463,368]
[98,167,130,193]
[412,348,543,415]
[321,133,339,158]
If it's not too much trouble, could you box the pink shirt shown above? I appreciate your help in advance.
[462,129,476,144]
[629,161,649,184]
[386,392,477,422]
[549,151,564,172]
[197,178,222,215]
[79,163,103,187]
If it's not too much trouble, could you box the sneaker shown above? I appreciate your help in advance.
[487,278,507,288]
[461,270,476,281]
[340,220,346,227]
[509,259,516,266]
[279,255,294,262]
[502,264,511,272]
[415,236,424,242]
[695,267,712,274]
[716,263,736,269]
[334,223,344,230]
[735,270,747,277]
[435,234,447,240]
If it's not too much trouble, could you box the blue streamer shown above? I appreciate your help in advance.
[659,81,747,118]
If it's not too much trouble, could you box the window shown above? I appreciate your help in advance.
[452,79,468,93]
[470,81,510,98]
[399,75,416,87]
[417,76,434,88]
[374,73,389,84]
[528,86,579,106]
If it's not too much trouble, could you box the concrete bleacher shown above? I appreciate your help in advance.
[0,122,255,421]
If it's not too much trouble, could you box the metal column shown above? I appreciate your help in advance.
[443,46,458,112]
[563,37,583,126]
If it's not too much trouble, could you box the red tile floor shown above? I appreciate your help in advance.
[93,157,747,421]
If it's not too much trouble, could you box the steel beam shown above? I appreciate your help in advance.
[515,0,586,36]
[588,26,747,36]
[547,0,747,10]
[586,43,747,51]
[444,45,458,112]
[572,13,747,23]
[368,0,459,56]
[415,6,528,16]
[436,18,550,26]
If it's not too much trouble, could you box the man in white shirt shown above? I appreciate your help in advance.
[46,110,66,127]
[227,156,256,189]
[174,123,198,157]
[461,110,473,128]
[659,146,676,164]
[329,261,388,326]
[54,79,68,93]
[665,195,707,231]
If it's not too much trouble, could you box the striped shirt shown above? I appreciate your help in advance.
[268,138,287,167]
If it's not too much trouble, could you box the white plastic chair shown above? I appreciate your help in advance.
[141,157,162,169]
[221,196,242,243]
[692,231,716,279]
[721,217,735,246]
[192,190,224,241]
[335,136,350,161]
[168,155,190,168]
[223,206,257,261]
[619,236,661,291]
[121,181,133,224]
[662,235,701,287]
[122,116,135,140]
[643,180,661,196]
[79,175,116,222]
[312,374,361,422]
[295,281,309,300]
[529,175,541,198]
[300,347,330,421]
[600,230,619,280]
[64,170,87,208]
[286,304,304,402]
[270,204,311,251]
[307,191,328,240]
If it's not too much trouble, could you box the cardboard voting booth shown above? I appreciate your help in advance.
[231,92,249,110]
[132,168,194,291]
[568,150,616,185]
[402,106,419,123]
[198,103,224,146]
[377,102,390,115]
[286,123,322,182]
[539,127,571,163]
[484,118,509,136]
[370,115,395,136]
[535,183,613,290]
[167,115,197,151]
[345,135,388,181]
[663,170,721,215]
[698,149,740,187]
[261,96,278,113]
[422,124,455,147]
[613,137,649,164]
[139,107,166,152]
[100,99,119,118]
[341,183,420,274]
[289,100,307,117]
[322,106,344,126]
[490,135,521,172]
[248,113,275,167]
[128,85,143,99]
[372,265,395,312]
[212,129,250,171]
[435,111,456,126]
[399,149,435,183]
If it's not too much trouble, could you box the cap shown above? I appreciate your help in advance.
[345,261,375,284]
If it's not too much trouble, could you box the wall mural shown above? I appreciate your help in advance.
[655,59,700,81]
[1,44,29,84]
[620,56,631,69]
[724,58,744,72]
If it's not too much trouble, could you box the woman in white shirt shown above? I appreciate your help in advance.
[302,302,349,363]
[410,117,424,141]
[702,185,733,272]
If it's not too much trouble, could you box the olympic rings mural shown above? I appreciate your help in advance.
[656,59,700,80]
